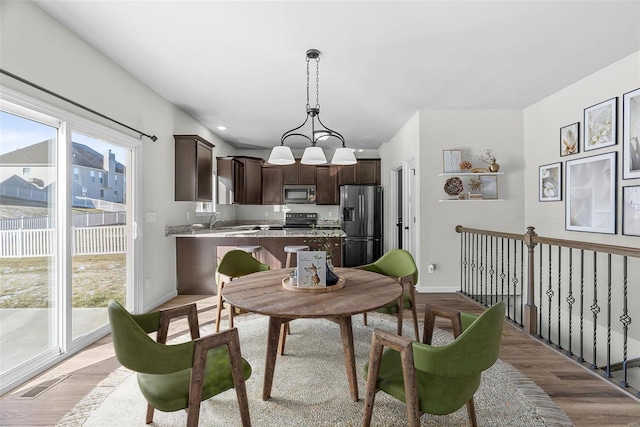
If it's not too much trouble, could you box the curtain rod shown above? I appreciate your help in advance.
[0,68,157,142]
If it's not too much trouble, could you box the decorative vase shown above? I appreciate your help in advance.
[488,161,500,172]
[326,260,339,285]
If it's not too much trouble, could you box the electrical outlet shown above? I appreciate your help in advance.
[265,211,269,217]
[428,264,436,274]
[145,277,151,289]
[187,212,191,220]
[328,211,333,217]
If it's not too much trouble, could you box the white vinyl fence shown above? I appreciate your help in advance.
[0,226,126,258]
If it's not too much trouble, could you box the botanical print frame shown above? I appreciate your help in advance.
[539,162,562,202]
[583,97,617,152]
[565,152,616,234]
[480,175,498,199]
[622,186,640,236]
[560,122,579,156]
[442,149,462,173]
[622,88,640,179]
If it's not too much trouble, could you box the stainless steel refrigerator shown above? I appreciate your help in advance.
[340,185,383,266]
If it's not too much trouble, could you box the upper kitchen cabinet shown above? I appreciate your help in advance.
[174,135,214,201]
[282,160,317,185]
[315,165,339,205]
[262,164,283,205]
[217,156,263,204]
[337,159,381,185]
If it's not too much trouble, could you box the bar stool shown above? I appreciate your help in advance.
[237,245,262,259]
[284,245,310,268]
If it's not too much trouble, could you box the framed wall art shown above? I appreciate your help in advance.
[622,88,640,179]
[560,122,579,156]
[583,97,617,152]
[539,162,562,201]
[442,149,462,173]
[480,175,498,199]
[622,185,640,236]
[565,152,616,234]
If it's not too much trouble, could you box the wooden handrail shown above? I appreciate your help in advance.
[455,225,640,258]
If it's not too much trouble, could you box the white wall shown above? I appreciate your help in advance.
[417,110,525,291]
[378,111,420,253]
[524,51,640,246]
[0,1,235,309]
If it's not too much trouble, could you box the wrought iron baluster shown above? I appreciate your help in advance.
[557,247,562,350]
[619,257,631,388]
[606,254,612,378]
[507,239,512,316]
[546,244,553,344]
[579,250,585,363]
[511,238,518,322]
[590,251,600,370]
[500,237,506,306]
[566,248,575,356]
[519,241,524,326]
[538,245,543,339]
[490,236,495,305]
[479,235,485,304]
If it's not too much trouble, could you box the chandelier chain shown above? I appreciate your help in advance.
[315,57,320,109]
[306,55,311,109]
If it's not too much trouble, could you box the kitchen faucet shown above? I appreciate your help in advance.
[209,213,224,229]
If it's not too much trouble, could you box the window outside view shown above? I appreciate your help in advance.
[0,110,127,378]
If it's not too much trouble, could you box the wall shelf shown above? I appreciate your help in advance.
[438,199,504,202]
[438,172,504,177]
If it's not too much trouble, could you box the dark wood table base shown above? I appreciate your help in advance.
[263,315,358,401]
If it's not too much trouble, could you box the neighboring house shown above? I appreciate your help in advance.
[0,139,125,208]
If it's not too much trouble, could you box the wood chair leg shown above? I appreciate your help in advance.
[396,295,404,336]
[363,312,368,326]
[466,396,478,427]
[411,304,420,342]
[215,282,224,333]
[145,403,154,424]
[228,303,235,329]
[277,322,288,355]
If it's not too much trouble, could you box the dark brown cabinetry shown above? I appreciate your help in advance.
[338,159,381,186]
[282,160,316,185]
[176,235,343,294]
[174,135,214,201]
[315,166,339,205]
[262,165,283,205]
[217,156,263,204]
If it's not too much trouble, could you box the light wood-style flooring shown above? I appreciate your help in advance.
[1,293,639,426]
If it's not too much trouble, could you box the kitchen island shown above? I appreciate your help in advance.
[170,227,346,294]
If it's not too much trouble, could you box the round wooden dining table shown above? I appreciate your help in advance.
[221,267,402,402]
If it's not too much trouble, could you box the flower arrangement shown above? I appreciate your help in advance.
[459,160,473,170]
[479,149,497,165]
[306,224,341,261]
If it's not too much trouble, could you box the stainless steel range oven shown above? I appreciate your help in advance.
[284,212,318,228]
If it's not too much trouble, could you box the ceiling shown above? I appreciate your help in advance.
[34,1,640,152]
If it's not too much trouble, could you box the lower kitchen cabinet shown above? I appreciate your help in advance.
[176,236,343,294]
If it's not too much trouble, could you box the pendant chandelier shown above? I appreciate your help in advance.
[268,49,357,166]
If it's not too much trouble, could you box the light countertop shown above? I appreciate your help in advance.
[169,227,346,238]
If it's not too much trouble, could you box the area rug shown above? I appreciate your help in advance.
[57,314,572,426]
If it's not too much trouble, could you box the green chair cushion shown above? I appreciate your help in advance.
[138,346,252,413]
[366,348,480,415]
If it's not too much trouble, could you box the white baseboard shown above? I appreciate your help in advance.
[143,290,178,313]
[415,286,458,294]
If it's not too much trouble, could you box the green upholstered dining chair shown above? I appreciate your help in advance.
[107,300,252,427]
[215,249,270,332]
[362,301,505,427]
[357,249,420,340]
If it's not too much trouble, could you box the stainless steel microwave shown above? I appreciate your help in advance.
[283,185,316,204]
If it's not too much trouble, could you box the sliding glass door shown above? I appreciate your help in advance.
[0,110,60,379]
[0,90,139,394]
